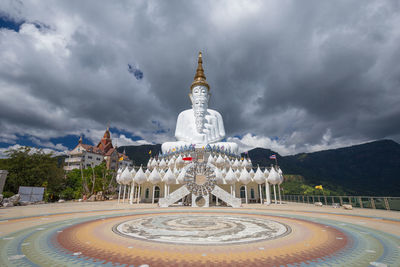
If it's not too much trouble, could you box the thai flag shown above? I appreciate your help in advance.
[269,155,276,159]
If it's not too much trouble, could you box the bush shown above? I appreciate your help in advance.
[2,191,14,198]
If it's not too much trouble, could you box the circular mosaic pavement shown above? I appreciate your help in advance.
[114,214,290,245]
[1,209,399,266]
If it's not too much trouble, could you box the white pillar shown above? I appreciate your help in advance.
[278,184,282,204]
[265,181,271,205]
[129,182,135,204]
[137,185,141,204]
[152,185,155,204]
[259,184,263,204]
[245,185,248,204]
[230,185,233,196]
[168,185,170,195]
[273,185,277,204]
[118,184,121,204]
[164,183,168,197]
[233,183,236,197]
[122,185,126,203]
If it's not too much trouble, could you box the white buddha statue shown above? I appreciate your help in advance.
[162,52,238,154]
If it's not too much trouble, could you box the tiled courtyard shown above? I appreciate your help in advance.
[0,201,399,266]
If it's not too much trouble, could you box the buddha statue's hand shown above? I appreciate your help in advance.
[192,132,206,143]
[205,115,218,142]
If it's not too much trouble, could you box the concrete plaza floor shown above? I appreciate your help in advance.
[0,201,399,266]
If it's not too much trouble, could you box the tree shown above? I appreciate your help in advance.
[0,146,64,201]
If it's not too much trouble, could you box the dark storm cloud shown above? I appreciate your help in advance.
[0,0,399,154]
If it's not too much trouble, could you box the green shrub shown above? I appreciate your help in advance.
[2,191,14,198]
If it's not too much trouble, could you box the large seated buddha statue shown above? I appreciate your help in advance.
[162,52,239,154]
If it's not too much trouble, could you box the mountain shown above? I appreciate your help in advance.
[246,140,400,196]
[119,140,400,196]
[117,144,161,167]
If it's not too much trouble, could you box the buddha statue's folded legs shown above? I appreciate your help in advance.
[161,141,239,155]
[210,142,239,155]
[161,141,191,154]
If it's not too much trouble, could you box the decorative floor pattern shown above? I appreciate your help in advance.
[114,214,290,245]
[0,208,399,266]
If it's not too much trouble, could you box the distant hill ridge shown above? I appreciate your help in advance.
[118,140,400,196]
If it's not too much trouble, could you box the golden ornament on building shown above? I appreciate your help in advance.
[191,52,210,91]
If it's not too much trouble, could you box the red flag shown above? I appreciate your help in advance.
[183,157,193,161]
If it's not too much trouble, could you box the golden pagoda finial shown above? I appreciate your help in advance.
[191,51,210,91]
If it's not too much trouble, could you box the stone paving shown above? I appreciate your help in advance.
[0,201,399,266]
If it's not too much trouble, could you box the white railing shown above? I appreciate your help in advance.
[65,157,82,163]
[63,165,80,171]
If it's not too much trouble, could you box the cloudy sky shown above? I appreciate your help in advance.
[0,0,399,157]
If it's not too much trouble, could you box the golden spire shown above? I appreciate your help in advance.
[191,51,210,91]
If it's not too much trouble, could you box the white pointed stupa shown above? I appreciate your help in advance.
[224,155,230,168]
[121,167,132,185]
[168,157,175,169]
[116,167,123,185]
[116,167,124,203]
[130,167,137,179]
[245,158,253,170]
[120,167,132,203]
[176,167,186,184]
[145,168,151,178]
[224,167,236,185]
[224,167,237,197]
[267,167,280,185]
[239,168,251,185]
[216,155,224,168]
[233,159,240,170]
[164,168,177,185]
[221,168,227,178]
[159,169,165,179]
[150,158,157,170]
[253,166,265,184]
[214,168,224,184]
[235,169,241,179]
[249,168,255,178]
[207,154,215,165]
[159,158,167,169]
[239,168,251,204]
[264,167,270,177]
[253,166,266,204]
[147,158,152,170]
[149,168,162,184]
[267,166,280,205]
[175,154,184,169]
[134,167,147,185]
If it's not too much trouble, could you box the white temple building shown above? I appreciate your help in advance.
[116,52,284,207]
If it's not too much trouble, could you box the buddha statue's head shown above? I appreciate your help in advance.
[190,85,209,133]
[190,52,210,134]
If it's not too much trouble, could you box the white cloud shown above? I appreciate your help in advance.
[29,137,68,152]
[112,134,151,147]
[0,0,399,154]
[228,131,364,156]
[228,133,297,155]
[0,144,66,159]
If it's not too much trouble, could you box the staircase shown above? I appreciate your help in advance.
[211,186,241,208]
[158,185,191,208]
